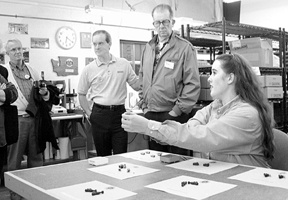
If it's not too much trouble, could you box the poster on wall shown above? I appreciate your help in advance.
[31,38,49,49]
[0,54,4,64]
[8,23,28,34]
[23,48,29,63]
[51,56,78,76]
[80,32,92,48]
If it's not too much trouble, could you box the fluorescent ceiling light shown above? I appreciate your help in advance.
[84,4,153,29]
[85,5,132,17]
[223,0,240,2]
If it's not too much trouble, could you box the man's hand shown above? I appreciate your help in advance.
[85,111,92,119]
[0,84,6,105]
[143,108,149,114]
[0,83,6,90]
[169,110,178,117]
[39,86,48,96]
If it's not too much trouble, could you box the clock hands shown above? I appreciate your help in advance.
[66,36,73,43]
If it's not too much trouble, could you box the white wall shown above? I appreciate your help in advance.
[240,0,288,30]
[3,0,286,94]
[0,1,152,96]
[0,0,223,23]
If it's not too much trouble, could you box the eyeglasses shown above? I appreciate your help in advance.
[153,19,171,27]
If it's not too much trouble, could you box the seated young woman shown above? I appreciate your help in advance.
[122,53,274,168]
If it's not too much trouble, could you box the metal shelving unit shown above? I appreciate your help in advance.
[181,18,288,131]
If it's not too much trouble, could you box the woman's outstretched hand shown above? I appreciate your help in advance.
[121,111,149,133]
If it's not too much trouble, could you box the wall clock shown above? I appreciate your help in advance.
[55,26,77,50]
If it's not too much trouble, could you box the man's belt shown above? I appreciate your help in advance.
[94,103,124,111]
[19,113,30,118]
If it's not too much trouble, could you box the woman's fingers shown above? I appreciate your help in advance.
[122,114,130,121]
[121,115,131,132]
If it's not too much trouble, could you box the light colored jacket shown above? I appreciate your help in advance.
[5,63,40,115]
[139,32,200,115]
[146,96,269,168]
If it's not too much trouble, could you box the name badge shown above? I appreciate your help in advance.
[164,61,174,69]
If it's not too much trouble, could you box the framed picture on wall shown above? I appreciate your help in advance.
[31,38,49,49]
[80,32,91,48]
[8,23,28,34]
[22,48,29,63]
[0,54,4,64]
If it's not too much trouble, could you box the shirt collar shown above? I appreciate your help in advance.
[95,54,116,67]
[156,31,173,46]
[10,60,25,70]
[212,95,242,111]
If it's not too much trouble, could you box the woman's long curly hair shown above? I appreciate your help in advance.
[216,53,275,160]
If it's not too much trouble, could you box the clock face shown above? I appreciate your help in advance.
[56,26,77,49]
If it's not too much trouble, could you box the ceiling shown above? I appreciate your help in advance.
[0,0,223,23]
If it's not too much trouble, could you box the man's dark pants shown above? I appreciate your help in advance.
[144,111,192,156]
[90,103,127,156]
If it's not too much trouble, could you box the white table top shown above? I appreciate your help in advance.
[4,150,288,200]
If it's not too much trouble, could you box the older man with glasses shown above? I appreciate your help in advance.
[4,39,59,200]
[138,4,200,156]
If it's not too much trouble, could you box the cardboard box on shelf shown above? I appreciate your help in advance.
[263,87,283,99]
[228,37,273,68]
[197,60,211,67]
[258,75,282,87]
